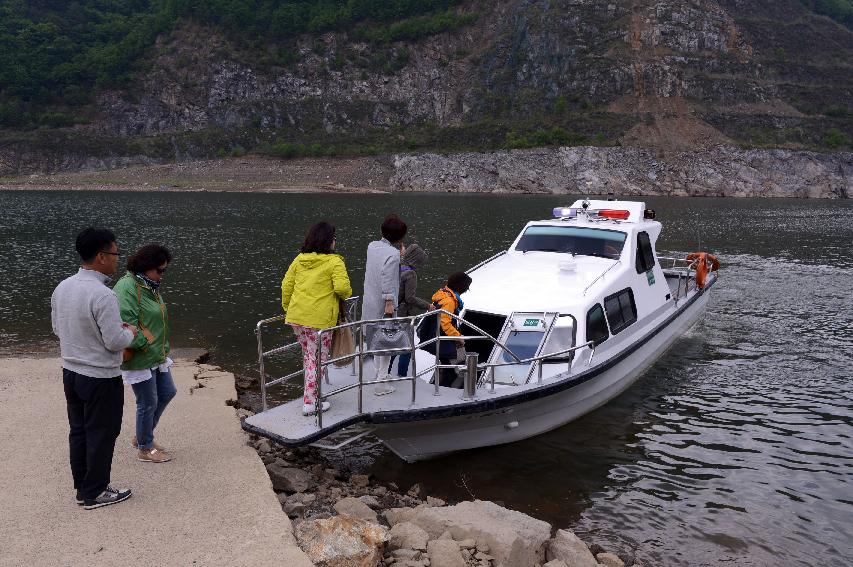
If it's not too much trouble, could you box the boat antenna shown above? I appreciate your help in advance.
[696,212,702,252]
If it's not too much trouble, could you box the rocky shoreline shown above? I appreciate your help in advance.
[2,146,850,198]
[391,146,852,198]
[235,367,632,566]
[239,424,636,567]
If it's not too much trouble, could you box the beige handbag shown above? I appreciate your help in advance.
[331,300,355,367]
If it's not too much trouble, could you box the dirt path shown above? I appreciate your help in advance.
[0,154,394,193]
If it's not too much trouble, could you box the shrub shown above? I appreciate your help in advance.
[824,128,850,149]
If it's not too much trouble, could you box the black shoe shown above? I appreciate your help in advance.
[75,490,83,506]
[83,485,132,510]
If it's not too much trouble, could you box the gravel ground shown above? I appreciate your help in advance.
[0,154,395,193]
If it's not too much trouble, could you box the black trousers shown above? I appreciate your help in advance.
[62,369,124,500]
[438,357,458,388]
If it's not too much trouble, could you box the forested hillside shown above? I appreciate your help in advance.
[0,0,471,126]
[1,0,851,174]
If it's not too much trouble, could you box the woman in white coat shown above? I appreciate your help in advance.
[362,214,408,395]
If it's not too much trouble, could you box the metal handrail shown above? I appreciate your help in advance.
[466,250,506,273]
[256,306,593,424]
[255,298,361,411]
[311,309,524,427]
[583,259,622,296]
[658,256,700,303]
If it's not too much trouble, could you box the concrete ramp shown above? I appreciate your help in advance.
[0,356,313,567]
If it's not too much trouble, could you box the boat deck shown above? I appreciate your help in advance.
[243,351,564,446]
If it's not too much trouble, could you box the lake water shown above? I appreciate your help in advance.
[1,190,851,566]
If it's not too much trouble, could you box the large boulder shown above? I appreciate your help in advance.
[267,462,313,493]
[334,497,379,523]
[427,539,466,567]
[383,506,417,526]
[295,515,388,567]
[409,500,552,567]
[596,552,625,567]
[387,521,429,551]
[546,530,598,567]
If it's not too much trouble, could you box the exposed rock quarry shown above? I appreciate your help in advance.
[391,146,852,198]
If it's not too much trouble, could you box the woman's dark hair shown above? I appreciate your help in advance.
[127,244,172,274]
[380,214,408,243]
[446,272,472,293]
[75,227,116,262]
[301,221,336,254]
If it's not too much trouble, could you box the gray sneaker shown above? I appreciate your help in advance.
[83,485,132,510]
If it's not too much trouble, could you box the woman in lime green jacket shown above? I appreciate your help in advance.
[282,221,352,415]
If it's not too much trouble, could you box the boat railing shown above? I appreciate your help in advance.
[311,308,525,427]
[658,255,700,303]
[255,296,362,412]
[583,259,622,296]
[466,250,506,273]
[256,305,596,428]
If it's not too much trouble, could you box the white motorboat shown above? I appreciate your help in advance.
[243,199,719,462]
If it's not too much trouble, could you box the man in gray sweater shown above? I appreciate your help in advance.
[51,227,137,510]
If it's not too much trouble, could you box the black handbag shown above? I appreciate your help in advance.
[417,302,457,359]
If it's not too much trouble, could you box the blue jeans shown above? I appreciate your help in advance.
[131,368,177,450]
[389,353,412,377]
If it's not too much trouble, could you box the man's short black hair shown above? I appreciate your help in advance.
[75,227,117,263]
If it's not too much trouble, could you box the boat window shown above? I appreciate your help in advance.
[541,316,576,362]
[604,288,637,334]
[515,226,626,259]
[586,304,609,346]
[498,331,545,362]
[635,231,656,273]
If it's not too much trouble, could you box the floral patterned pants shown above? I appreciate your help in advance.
[291,324,331,405]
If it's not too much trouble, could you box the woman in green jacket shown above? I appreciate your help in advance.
[282,221,352,415]
[114,244,175,464]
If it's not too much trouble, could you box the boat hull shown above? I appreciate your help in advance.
[375,289,710,462]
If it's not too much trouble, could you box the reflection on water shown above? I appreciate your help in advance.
[1,191,851,566]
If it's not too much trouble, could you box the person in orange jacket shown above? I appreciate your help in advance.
[431,272,473,387]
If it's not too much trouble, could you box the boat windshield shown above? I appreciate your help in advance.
[514,226,626,259]
[498,330,544,362]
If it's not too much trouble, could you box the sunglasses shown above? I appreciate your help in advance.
[156,267,168,275]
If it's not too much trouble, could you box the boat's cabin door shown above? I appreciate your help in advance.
[483,312,560,386]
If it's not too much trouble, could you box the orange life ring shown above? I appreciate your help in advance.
[685,252,719,289]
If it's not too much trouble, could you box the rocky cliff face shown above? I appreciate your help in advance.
[391,146,852,198]
[1,0,851,195]
[80,0,850,147]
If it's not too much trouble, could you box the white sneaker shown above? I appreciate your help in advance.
[374,379,396,396]
[302,401,330,416]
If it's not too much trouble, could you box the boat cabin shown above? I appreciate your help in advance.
[460,199,671,384]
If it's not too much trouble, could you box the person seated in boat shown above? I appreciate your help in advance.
[281,221,353,416]
[363,213,407,395]
[390,243,431,378]
[431,272,473,388]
